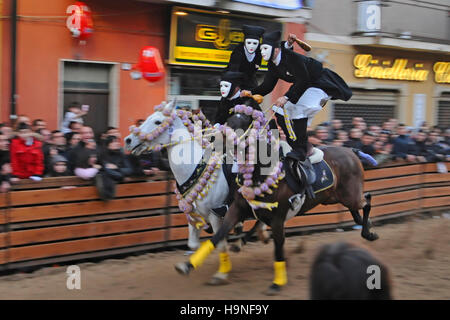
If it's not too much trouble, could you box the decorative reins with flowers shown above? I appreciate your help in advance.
[129,102,286,225]
[219,104,285,212]
[128,104,213,153]
[128,104,224,229]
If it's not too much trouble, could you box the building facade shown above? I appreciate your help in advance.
[305,0,449,128]
[1,0,310,138]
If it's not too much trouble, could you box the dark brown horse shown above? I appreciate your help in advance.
[175,112,379,295]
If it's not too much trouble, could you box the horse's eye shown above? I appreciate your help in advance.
[155,120,162,125]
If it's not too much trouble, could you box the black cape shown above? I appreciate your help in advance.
[252,44,352,103]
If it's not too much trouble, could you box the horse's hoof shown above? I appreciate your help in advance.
[175,262,192,275]
[264,283,281,296]
[362,231,379,241]
[207,274,230,286]
[229,244,241,253]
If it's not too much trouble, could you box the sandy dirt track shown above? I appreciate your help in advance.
[0,213,449,300]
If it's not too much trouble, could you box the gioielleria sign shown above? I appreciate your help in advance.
[353,54,449,84]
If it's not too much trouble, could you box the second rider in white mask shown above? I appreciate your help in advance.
[226,25,265,91]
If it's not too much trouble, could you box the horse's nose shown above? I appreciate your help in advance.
[125,138,132,145]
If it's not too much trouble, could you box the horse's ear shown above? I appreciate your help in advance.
[163,99,177,114]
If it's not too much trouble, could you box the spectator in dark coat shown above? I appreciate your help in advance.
[361,131,376,156]
[65,132,82,154]
[66,126,95,173]
[96,135,134,201]
[391,124,417,162]
[343,128,363,149]
[10,122,44,180]
[46,154,71,177]
[0,133,11,192]
[73,139,99,180]
[426,131,449,162]
[328,119,343,141]
[43,130,67,175]
[409,131,431,162]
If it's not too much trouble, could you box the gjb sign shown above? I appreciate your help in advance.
[169,7,282,68]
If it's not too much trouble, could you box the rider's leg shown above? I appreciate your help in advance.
[274,113,307,161]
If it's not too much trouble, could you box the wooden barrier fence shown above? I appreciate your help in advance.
[0,162,449,271]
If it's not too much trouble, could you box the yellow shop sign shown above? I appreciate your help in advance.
[353,54,429,81]
[433,62,450,84]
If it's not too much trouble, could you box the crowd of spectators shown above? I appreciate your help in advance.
[307,117,449,167]
[0,102,168,200]
[0,101,448,197]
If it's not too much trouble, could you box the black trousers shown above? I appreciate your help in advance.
[275,114,308,162]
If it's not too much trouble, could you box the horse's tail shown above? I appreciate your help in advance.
[351,148,378,166]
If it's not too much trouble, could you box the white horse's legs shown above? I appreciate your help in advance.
[187,224,201,251]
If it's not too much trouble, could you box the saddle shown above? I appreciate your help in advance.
[284,145,324,200]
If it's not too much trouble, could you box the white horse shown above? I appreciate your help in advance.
[125,101,237,284]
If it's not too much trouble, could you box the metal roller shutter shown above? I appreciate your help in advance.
[437,93,450,129]
[333,89,398,128]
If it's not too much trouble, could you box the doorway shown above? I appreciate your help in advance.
[61,61,115,138]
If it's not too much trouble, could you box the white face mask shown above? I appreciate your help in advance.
[220,81,232,98]
[244,38,259,54]
[260,44,273,61]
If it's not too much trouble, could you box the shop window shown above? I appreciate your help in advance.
[169,67,266,123]
[169,67,266,96]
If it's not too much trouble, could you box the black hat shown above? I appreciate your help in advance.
[262,30,282,48]
[221,71,244,86]
[242,25,265,40]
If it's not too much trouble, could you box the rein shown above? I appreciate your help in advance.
[129,104,223,229]
[226,104,285,211]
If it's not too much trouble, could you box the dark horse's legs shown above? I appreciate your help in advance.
[348,193,376,240]
[262,199,291,295]
[361,193,378,241]
[350,209,364,225]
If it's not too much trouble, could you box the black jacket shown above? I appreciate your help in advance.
[99,149,133,182]
[225,43,262,90]
[252,45,352,103]
[0,150,11,184]
[344,138,363,150]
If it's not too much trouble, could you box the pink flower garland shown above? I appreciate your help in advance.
[129,104,224,225]
[222,104,285,206]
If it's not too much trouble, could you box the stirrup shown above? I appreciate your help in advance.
[299,159,316,185]
[295,160,316,200]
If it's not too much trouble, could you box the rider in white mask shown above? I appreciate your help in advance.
[226,25,265,91]
[240,30,353,198]
[244,38,259,54]
[220,81,233,99]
